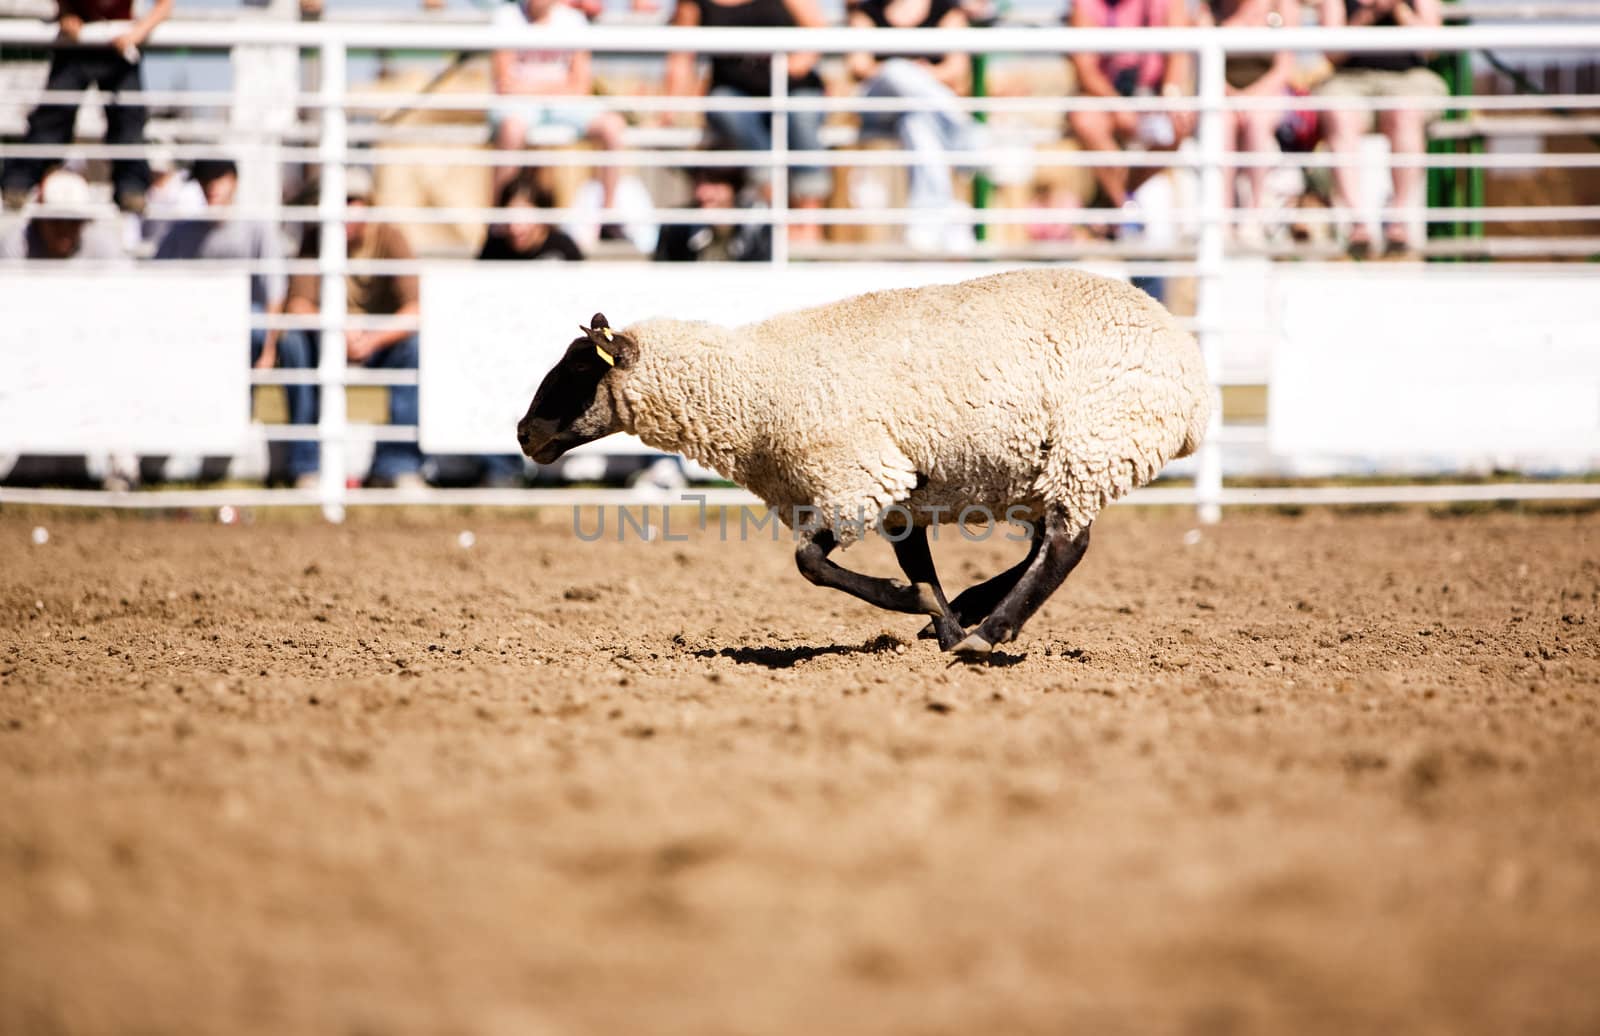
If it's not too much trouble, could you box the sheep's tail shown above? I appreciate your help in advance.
[1172,337,1213,461]
[1174,387,1211,460]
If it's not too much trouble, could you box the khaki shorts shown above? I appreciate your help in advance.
[1314,67,1449,127]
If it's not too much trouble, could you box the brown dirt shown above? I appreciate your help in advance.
[3,506,1599,1036]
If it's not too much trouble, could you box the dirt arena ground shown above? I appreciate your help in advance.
[2,505,1598,1035]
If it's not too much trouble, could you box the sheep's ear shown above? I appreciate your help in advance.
[580,318,636,370]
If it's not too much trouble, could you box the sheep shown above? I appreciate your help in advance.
[517,268,1211,657]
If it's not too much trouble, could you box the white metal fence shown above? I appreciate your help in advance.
[2,18,1599,520]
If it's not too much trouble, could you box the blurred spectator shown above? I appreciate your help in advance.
[489,0,628,234]
[846,0,981,253]
[155,159,287,370]
[0,167,123,260]
[654,164,772,261]
[1,0,175,214]
[1316,0,1446,255]
[137,145,206,250]
[1201,0,1299,243]
[480,172,585,261]
[279,169,426,490]
[663,0,831,241]
[1063,0,1195,213]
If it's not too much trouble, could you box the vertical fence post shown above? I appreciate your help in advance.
[317,37,348,523]
[1193,38,1226,526]
[769,49,789,266]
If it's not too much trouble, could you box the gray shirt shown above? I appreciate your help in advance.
[154,217,289,309]
[0,220,125,261]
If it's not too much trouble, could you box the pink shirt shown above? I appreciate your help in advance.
[492,3,587,94]
[1073,0,1169,92]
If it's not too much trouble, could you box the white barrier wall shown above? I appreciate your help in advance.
[0,271,251,454]
[4,262,1597,491]
[1268,267,1600,465]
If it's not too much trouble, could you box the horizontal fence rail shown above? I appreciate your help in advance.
[2,20,1597,520]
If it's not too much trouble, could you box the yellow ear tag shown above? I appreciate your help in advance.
[595,343,616,367]
[601,327,614,341]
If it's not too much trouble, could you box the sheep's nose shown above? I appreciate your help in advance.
[518,415,557,453]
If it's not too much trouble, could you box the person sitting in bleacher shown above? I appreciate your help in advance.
[0,167,122,260]
[478,172,585,261]
[138,145,206,251]
[278,168,426,491]
[654,163,772,262]
[845,0,982,254]
[489,0,628,236]
[1,0,174,215]
[662,0,831,242]
[1199,0,1300,245]
[1061,0,1196,218]
[154,159,287,371]
[1315,0,1447,256]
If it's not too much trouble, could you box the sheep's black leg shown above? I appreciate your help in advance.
[917,534,1044,639]
[889,526,965,650]
[952,515,1091,658]
[795,529,944,618]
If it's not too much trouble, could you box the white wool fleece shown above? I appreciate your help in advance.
[609,268,1211,545]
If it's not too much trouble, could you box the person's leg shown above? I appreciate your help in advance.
[1068,108,1129,208]
[101,53,151,209]
[1314,74,1371,246]
[1377,105,1428,249]
[2,52,89,201]
[249,320,266,369]
[275,329,320,481]
[877,60,974,153]
[704,85,769,153]
[364,333,425,483]
[490,107,531,196]
[785,100,827,199]
[865,62,956,211]
[1221,106,1244,213]
[586,109,627,213]
[785,88,829,240]
[1241,106,1279,215]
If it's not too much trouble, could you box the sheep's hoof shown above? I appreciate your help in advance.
[913,583,943,616]
[950,632,993,658]
[917,620,938,640]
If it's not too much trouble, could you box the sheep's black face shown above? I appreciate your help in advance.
[517,313,637,465]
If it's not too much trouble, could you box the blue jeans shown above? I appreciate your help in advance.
[859,60,979,211]
[273,329,423,482]
[1,49,150,205]
[705,84,829,202]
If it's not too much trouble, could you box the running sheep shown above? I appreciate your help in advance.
[517,268,1211,657]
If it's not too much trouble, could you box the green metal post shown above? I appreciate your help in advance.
[1428,52,1460,250]
[1460,49,1484,244]
[971,52,990,243]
